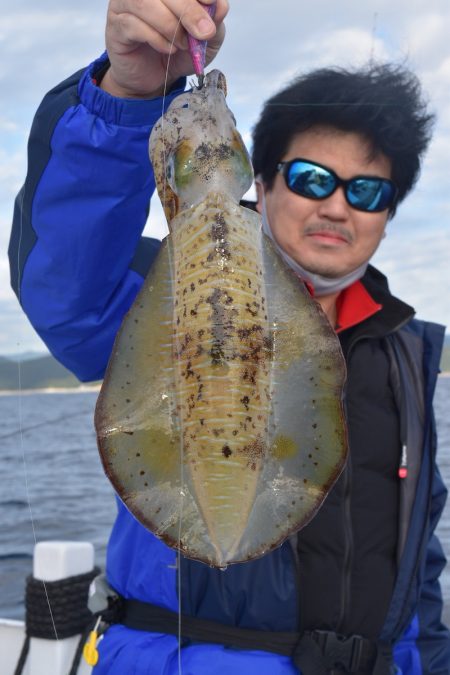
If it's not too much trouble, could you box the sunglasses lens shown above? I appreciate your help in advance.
[282,159,397,212]
[286,161,336,199]
[347,178,395,212]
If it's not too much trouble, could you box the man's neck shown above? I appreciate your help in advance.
[316,292,340,329]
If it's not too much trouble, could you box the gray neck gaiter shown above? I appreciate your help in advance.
[257,182,369,297]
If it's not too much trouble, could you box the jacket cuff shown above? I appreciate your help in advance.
[78,52,187,127]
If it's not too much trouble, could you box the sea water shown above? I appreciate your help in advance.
[1,378,449,623]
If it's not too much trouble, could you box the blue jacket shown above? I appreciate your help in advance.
[9,54,450,674]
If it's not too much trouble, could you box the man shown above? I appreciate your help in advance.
[9,0,449,672]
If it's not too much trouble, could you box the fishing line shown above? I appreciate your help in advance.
[369,12,379,64]
[0,408,95,441]
[16,186,59,639]
[265,102,400,107]
[160,8,190,675]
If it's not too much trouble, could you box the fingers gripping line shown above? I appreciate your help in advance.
[108,0,223,53]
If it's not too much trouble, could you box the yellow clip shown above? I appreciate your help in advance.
[83,616,101,667]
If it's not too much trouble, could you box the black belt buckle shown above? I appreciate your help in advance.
[312,630,365,672]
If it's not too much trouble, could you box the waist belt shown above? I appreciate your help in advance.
[102,595,392,674]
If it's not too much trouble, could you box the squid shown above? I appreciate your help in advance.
[95,70,347,568]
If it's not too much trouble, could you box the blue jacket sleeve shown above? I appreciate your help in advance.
[9,53,185,381]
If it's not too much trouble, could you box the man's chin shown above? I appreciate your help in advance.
[299,264,347,280]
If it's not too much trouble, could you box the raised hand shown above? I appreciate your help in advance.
[101,0,229,98]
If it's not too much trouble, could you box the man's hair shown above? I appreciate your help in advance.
[251,63,435,212]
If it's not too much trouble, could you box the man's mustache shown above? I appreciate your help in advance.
[304,223,354,244]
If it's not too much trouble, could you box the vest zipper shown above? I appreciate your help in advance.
[336,448,354,633]
[288,535,302,631]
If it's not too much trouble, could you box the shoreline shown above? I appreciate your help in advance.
[0,385,101,396]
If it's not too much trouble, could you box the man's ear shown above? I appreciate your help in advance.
[255,179,264,214]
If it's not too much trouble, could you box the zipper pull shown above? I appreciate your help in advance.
[398,444,408,479]
[83,615,102,666]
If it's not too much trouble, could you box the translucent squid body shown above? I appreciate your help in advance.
[95,70,347,568]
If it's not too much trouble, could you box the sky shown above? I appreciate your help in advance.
[1,0,450,356]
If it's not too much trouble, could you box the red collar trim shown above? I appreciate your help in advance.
[335,280,382,333]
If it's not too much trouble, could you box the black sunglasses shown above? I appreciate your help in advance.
[277,158,398,213]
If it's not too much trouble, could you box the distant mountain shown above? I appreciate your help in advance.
[441,342,450,373]
[5,351,48,362]
[0,353,96,390]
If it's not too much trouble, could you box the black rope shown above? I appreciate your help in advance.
[25,566,101,639]
[13,635,30,675]
[13,566,101,675]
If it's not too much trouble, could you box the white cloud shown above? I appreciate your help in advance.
[0,7,107,115]
[0,116,19,133]
[0,148,25,206]
[404,12,450,67]
[0,256,48,356]
[372,224,450,327]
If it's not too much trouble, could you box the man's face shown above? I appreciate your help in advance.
[256,127,392,279]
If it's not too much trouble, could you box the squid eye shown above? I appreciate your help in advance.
[166,156,177,192]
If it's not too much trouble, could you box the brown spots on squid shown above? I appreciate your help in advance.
[222,445,232,458]
[211,212,229,240]
[241,367,257,385]
[195,141,234,164]
[191,142,235,183]
[240,438,266,469]
[240,395,250,410]
[206,287,235,366]
[210,342,225,366]
[206,213,231,262]
[207,245,231,262]
[237,325,263,340]
[176,332,192,357]
[184,361,195,379]
[236,334,272,366]
[245,301,260,317]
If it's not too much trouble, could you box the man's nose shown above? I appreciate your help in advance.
[316,186,350,220]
